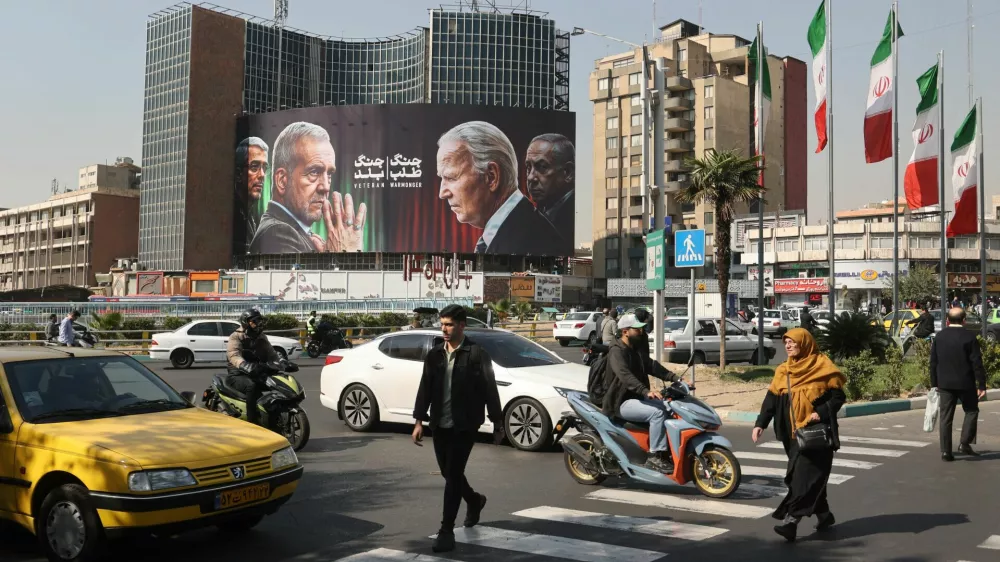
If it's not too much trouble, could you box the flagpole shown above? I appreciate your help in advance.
[755,21,766,364]
[826,0,835,315]
[939,51,948,313]
[978,96,986,337]
[890,0,900,335]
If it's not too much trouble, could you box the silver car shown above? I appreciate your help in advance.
[656,318,776,365]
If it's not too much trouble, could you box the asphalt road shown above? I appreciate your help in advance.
[8,342,995,562]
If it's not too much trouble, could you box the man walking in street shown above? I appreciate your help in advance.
[412,304,504,553]
[601,308,619,345]
[930,307,987,461]
[58,310,81,347]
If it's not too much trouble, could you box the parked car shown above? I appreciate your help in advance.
[552,311,604,347]
[149,320,303,369]
[665,307,687,318]
[0,347,304,561]
[658,317,775,365]
[750,309,798,337]
[811,309,853,331]
[320,328,588,452]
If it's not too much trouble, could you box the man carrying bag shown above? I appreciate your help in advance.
[929,308,987,461]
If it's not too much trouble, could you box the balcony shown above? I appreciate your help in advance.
[604,208,619,218]
[664,179,690,193]
[628,205,644,217]
[628,186,643,197]
[627,247,646,259]
[666,76,693,91]
[664,160,685,173]
[666,139,694,153]
[665,117,693,132]
[663,97,694,112]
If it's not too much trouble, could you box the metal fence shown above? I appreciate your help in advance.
[0,298,474,326]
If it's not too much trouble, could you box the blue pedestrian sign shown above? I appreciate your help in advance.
[674,229,706,268]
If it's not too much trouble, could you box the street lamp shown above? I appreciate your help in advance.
[570,27,640,48]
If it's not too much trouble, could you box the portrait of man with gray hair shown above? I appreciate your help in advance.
[437,121,565,255]
[525,133,575,238]
[250,122,367,254]
[235,137,268,247]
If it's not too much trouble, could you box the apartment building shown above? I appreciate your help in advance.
[0,164,140,292]
[590,18,807,286]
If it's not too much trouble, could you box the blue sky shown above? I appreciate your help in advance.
[1,0,997,245]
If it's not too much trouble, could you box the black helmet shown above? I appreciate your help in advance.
[239,308,265,339]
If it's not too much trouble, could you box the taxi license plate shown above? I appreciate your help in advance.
[214,483,270,510]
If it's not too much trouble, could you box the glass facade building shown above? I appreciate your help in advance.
[139,3,570,270]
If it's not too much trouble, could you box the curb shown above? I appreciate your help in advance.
[717,388,1000,423]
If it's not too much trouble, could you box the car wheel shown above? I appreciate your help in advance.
[987,331,998,343]
[558,338,570,347]
[692,351,706,365]
[504,397,552,452]
[749,350,759,365]
[169,348,194,369]
[586,332,598,347]
[37,484,105,562]
[340,384,379,432]
[273,347,288,361]
[217,514,264,534]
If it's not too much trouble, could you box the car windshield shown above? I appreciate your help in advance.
[462,332,566,369]
[764,311,780,318]
[664,319,688,332]
[563,313,591,321]
[812,311,831,321]
[666,308,687,316]
[5,356,191,423]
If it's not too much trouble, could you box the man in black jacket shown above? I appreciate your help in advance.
[602,314,682,472]
[930,307,987,461]
[905,304,936,339]
[412,304,504,553]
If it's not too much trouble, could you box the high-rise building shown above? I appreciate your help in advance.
[139,3,570,271]
[588,19,807,284]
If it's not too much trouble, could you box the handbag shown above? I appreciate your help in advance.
[788,372,834,451]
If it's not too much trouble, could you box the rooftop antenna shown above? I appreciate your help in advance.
[698,0,703,34]
[51,178,58,196]
[273,0,288,27]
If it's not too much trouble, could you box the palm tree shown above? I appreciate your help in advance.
[676,148,765,372]
[489,299,512,326]
[513,301,534,323]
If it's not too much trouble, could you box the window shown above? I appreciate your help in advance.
[598,78,609,90]
[606,116,619,129]
[606,257,619,270]
[696,320,718,336]
[606,237,619,251]
[630,154,641,167]
[630,175,641,188]
[606,137,618,150]
[704,212,714,225]
[630,218,642,229]
[606,198,618,209]
[631,134,642,147]
[870,235,894,249]
[704,127,715,140]
[776,239,799,252]
[631,95,642,106]
[803,237,827,250]
[187,322,219,337]
[724,321,743,336]
[606,157,619,169]
[678,48,687,61]
[704,106,714,119]
[193,280,215,293]
[704,84,714,98]
[749,241,774,253]
[629,72,641,86]
[605,177,618,190]
[606,218,617,230]
[378,334,430,362]
[612,77,621,88]
[706,234,714,247]
[631,114,641,127]
[606,98,619,109]
[220,322,239,337]
[834,236,862,250]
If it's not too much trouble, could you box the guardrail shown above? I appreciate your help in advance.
[0,322,557,353]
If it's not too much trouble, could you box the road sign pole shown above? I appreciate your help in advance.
[690,268,696,392]
[674,228,705,394]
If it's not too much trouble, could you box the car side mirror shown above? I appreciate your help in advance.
[180,391,196,404]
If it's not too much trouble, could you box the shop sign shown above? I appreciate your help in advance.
[774,277,829,294]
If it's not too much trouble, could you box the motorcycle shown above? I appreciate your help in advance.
[553,379,742,498]
[306,323,353,358]
[202,361,311,451]
[45,326,98,348]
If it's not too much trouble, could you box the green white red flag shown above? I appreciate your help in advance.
[749,32,770,184]
[807,1,828,153]
[947,106,979,237]
[864,10,903,163]
[903,63,940,209]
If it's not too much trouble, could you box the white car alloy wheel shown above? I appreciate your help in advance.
[47,500,86,560]
[340,384,379,432]
[504,397,552,452]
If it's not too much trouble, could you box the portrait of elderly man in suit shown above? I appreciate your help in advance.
[436,121,566,255]
[525,133,575,238]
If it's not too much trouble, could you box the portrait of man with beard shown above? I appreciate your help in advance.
[249,122,367,254]
[235,137,268,251]
[525,133,575,238]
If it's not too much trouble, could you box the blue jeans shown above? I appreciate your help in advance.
[619,399,669,453]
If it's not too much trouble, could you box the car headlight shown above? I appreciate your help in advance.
[128,469,197,492]
[271,446,298,471]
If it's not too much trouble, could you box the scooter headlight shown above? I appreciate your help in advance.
[554,387,575,398]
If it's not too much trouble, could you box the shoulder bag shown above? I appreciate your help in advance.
[788,371,834,451]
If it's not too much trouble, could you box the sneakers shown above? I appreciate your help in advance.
[644,453,674,473]
[464,493,487,527]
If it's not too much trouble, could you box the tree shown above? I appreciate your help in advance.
[881,263,939,306]
[488,299,512,325]
[676,149,765,372]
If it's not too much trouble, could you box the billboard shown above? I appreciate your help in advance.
[234,105,575,257]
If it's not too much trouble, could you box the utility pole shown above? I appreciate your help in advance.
[939,51,948,313]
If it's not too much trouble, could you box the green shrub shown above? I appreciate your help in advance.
[911,338,932,389]
[0,323,40,341]
[878,345,905,400]
[978,336,1000,389]
[121,318,156,340]
[817,312,893,362]
[840,350,878,401]
[163,317,191,331]
[265,313,300,331]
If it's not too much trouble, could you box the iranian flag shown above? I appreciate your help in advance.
[864,10,903,163]
[903,62,940,209]
[807,1,828,153]
[947,106,979,237]
[749,33,770,184]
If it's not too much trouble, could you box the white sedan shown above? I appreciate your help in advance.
[552,311,604,347]
[149,319,303,369]
[319,328,588,452]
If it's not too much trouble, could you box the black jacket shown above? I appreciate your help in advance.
[249,201,316,254]
[930,326,986,391]
[907,311,935,338]
[483,197,569,256]
[755,388,846,449]
[601,338,680,419]
[413,338,503,432]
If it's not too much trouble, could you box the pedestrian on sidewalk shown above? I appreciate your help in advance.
[411,304,504,553]
[930,307,987,461]
[752,328,847,542]
[601,308,619,345]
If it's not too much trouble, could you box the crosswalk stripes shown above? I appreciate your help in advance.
[756,441,908,457]
[335,548,457,561]
[513,505,729,541]
[438,526,668,562]
[585,488,775,519]
[837,435,930,447]
[740,464,854,484]
[978,535,1000,549]
[735,450,882,469]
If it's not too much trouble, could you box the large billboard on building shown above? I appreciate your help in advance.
[234,105,576,257]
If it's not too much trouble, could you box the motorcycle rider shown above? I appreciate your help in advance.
[226,308,297,428]
[603,314,683,472]
[307,310,318,339]
[46,314,60,343]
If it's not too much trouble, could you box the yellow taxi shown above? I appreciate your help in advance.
[0,347,304,562]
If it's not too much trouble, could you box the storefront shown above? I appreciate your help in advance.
[773,278,829,308]
[832,260,907,310]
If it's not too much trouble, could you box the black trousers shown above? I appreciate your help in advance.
[432,427,478,530]
[773,438,833,520]
[939,388,979,453]
[226,374,269,427]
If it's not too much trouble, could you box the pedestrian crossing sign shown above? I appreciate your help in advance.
[674,229,705,268]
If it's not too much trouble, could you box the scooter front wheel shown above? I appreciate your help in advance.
[306,342,321,358]
[564,434,606,485]
[690,445,741,498]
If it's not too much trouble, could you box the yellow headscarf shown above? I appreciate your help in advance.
[767,328,846,430]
